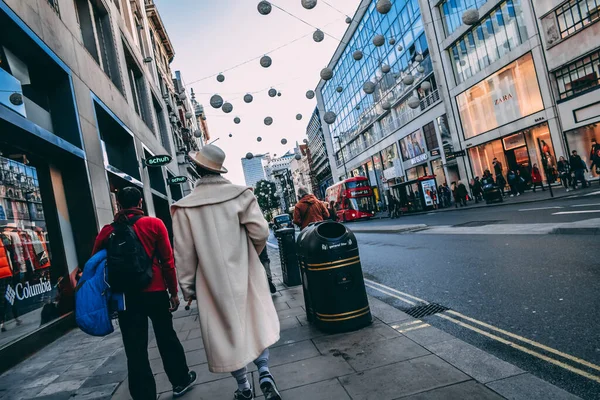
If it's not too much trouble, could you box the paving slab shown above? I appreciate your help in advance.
[342,336,430,371]
[312,321,400,355]
[339,354,470,400]
[266,354,355,391]
[368,296,415,324]
[260,378,351,400]
[400,324,456,346]
[426,339,524,383]
[486,373,582,400]
[401,380,506,399]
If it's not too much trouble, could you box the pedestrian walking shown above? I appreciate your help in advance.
[453,181,468,207]
[557,156,572,191]
[92,187,196,400]
[293,187,330,229]
[507,169,519,197]
[493,158,503,177]
[171,145,281,400]
[327,201,339,222]
[531,164,545,192]
[516,170,526,195]
[259,248,277,294]
[471,178,483,203]
[590,138,600,183]
[569,150,589,189]
[442,183,452,207]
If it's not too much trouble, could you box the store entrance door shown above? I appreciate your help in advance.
[504,146,529,173]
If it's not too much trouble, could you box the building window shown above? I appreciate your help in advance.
[74,0,122,90]
[123,41,152,127]
[400,130,428,162]
[555,0,600,38]
[448,0,527,84]
[439,0,487,36]
[423,121,439,151]
[47,0,60,15]
[152,95,171,152]
[554,48,600,100]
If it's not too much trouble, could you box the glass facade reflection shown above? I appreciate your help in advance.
[439,0,487,36]
[449,0,528,84]
[321,0,429,155]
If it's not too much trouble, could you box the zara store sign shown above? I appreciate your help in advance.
[4,278,52,305]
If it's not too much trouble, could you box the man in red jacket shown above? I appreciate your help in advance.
[93,187,196,399]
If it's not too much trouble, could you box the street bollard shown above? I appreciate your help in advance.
[274,228,302,287]
[296,221,372,333]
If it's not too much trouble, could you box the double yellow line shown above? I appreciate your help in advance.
[364,279,600,384]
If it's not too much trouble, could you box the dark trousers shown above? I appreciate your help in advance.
[118,291,189,400]
[572,170,588,189]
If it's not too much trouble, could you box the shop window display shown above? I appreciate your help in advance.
[0,156,54,338]
[566,123,600,180]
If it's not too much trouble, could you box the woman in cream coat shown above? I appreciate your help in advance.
[171,145,281,400]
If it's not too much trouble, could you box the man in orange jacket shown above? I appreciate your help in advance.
[293,187,330,230]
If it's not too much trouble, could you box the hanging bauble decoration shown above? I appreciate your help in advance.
[229,133,233,138]
[296,114,303,120]
[257,1,272,15]
[415,53,423,62]
[402,74,415,85]
[313,29,324,42]
[336,86,343,93]
[244,93,254,103]
[352,50,363,60]
[421,81,432,91]
[306,90,315,99]
[389,38,396,45]
[277,92,282,97]
[281,138,288,145]
[345,16,352,24]
[417,66,425,73]
[382,100,391,111]
[462,8,480,25]
[234,117,241,124]
[222,102,233,113]
[264,117,273,125]
[301,0,317,9]
[320,67,333,81]
[210,94,223,109]
[216,73,225,82]
[303,138,308,144]
[295,154,302,160]
[193,130,202,138]
[363,81,376,94]
[260,55,272,68]
[376,0,392,14]
[459,59,466,66]
[185,111,193,119]
[397,45,403,52]
[246,152,254,159]
[355,104,361,110]
[373,34,385,47]
[381,64,391,73]
[408,96,420,109]
[323,111,337,124]
[268,88,277,97]
[257,137,262,142]
[274,154,277,157]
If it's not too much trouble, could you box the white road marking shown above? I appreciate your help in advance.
[518,206,563,212]
[583,190,600,196]
[552,210,600,215]
[570,203,600,207]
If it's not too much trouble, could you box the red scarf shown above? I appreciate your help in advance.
[114,208,144,223]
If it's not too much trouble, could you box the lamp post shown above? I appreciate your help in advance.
[334,135,348,179]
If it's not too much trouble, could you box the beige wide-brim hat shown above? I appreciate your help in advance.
[189,144,228,174]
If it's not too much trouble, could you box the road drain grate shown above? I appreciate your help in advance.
[401,303,449,318]
[453,220,502,228]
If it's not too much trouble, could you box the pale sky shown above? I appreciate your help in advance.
[154,0,362,185]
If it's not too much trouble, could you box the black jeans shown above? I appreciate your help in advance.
[118,291,189,400]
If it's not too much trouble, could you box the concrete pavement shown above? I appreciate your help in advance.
[0,247,581,400]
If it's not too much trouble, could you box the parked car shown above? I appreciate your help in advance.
[272,214,292,230]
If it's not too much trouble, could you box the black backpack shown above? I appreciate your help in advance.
[106,216,154,293]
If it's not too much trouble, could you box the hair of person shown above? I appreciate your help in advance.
[298,187,309,198]
[117,187,142,209]
[195,164,220,177]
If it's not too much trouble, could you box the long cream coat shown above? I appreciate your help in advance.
[171,175,280,373]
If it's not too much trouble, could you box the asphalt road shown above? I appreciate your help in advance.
[356,230,600,399]
[355,189,600,226]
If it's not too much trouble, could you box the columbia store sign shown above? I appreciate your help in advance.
[4,278,52,305]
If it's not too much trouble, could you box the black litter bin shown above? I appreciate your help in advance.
[274,228,302,287]
[297,221,371,333]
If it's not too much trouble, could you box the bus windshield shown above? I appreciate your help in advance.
[345,180,369,189]
[348,197,375,213]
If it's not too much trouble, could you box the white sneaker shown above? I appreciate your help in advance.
[517,193,521,196]
[566,188,570,192]
[510,194,515,197]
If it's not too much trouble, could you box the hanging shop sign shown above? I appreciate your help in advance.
[445,149,465,161]
[167,176,188,185]
[410,153,428,165]
[430,149,440,157]
[4,278,53,305]
[145,155,172,167]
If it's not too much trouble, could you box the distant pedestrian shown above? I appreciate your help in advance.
[557,156,572,191]
[259,248,277,294]
[569,150,588,189]
[531,164,545,192]
[471,178,483,203]
[507,169,519,197]
[293,187,330,229]
[453,181,468,207]
[93,187,196,400]
[516,170,526,195]
[493,158,503,177]
[590,138,600,175]
[172,145,282,400]
[327,201,339,222]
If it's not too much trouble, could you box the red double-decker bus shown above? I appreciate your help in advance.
[325,177,376,222]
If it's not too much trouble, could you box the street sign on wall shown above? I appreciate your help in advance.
[144,155,172,167]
